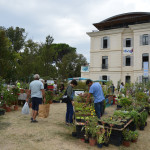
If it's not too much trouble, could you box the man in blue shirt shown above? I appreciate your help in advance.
[86,79,105,119]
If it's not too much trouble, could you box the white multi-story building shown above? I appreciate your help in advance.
[81,12,150,87]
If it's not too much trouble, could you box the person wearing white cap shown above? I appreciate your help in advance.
[26,74,46,123]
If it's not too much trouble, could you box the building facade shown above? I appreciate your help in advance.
[81,12,150,87]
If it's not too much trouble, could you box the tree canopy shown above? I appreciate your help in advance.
[0,26,87,83]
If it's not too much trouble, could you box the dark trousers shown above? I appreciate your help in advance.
[66,102,73,123]
[94,101,104,119]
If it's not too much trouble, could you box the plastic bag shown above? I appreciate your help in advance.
[22,102,30,114]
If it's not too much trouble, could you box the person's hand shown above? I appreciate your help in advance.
[71,101,74,106]
[43,97,46,104]
[26,98,28,102]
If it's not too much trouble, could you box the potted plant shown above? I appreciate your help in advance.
[45,90,53,104]
[3,90,14,112]
[86,117,99,146]
[103,127,112,146]
[89,125,97,146]
[135,92,149,102]
[138,111,148,130]
[12,87,20,110]
[131,130,138,143]
[129,110,139,127]
[97,127,105,148]
[72,124,77,137]
[83,124,90,143]
[122,129,131,147]
[0,108,5,115]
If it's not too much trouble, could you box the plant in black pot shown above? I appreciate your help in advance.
[129,110,139,128]
[130,130,138,143]
[122,129,132,147]
[103,127,112,146]
[138,110,148,130]
[97,127,105,148]
[0,108,5,115]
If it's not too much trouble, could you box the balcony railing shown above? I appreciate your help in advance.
[102,64,108,69]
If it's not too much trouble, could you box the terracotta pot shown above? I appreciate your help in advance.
[20,89,24,93]
[49,100,53,104]
[123,141,130,147]
[131,139,137,143]
[14,105,18,111]
[5,107,11,112]
[80,138,85,142]
[89,138,97,146]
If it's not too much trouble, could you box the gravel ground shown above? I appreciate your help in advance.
[0,103,150,150]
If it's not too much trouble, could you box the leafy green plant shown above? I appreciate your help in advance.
[84,116,99,138]
[3,90,15,106]
[119,97,132,107]
[53,91,64,101]
[130,130,138,141]
[0,77,5,95]
[138,111,148,126]
[103,127,112,143]
[135,92,148,102]
[129,110,139,126]
[45,90,53,104]
[97,127,105,144]
[12,87,20,105]
[122,129,132,141]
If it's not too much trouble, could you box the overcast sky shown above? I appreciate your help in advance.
[1,0,150,62]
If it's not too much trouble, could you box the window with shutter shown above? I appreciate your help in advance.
[101,36,110,49]
[125,76,131,83]
[102,75,107,81]
[125,56,131,66]
[142,53,149,68]
[126,38,131,47]
[102,56,108,69]
[142,34,148,45]
[103,37,108,48]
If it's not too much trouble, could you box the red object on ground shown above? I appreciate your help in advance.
[113,96,117,104]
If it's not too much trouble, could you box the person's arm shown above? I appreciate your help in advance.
[66,86,72,100]
[86,93,91,104]
[26,90,31,102]
[41,89,46,103]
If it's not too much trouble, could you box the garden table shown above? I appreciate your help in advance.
[18,93,27,105]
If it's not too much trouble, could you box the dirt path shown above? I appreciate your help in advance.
[0,103,150,150]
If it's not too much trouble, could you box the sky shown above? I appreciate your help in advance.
[1,0,150,62]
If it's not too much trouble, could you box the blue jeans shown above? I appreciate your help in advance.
[66,102,73,123]
[94,101,103,119]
